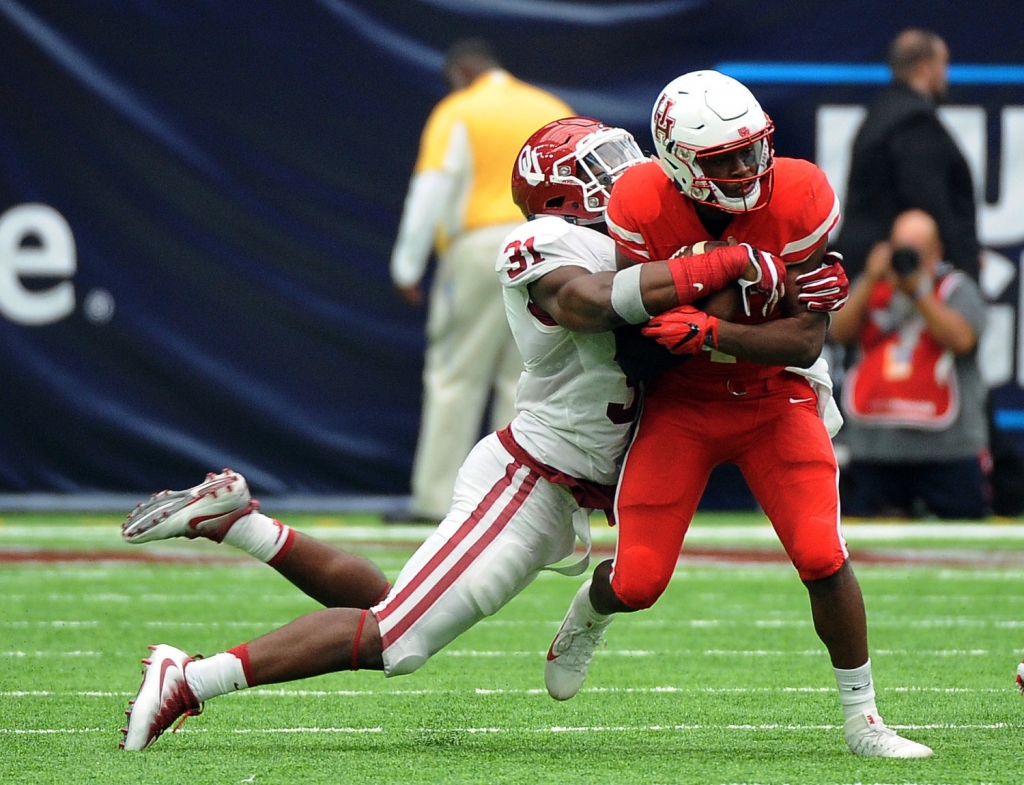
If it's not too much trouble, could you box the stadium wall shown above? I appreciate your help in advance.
[0,0,1021,507]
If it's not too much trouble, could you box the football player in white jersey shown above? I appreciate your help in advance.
[116,117,843,751]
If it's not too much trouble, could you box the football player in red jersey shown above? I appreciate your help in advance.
[544,71,932,759]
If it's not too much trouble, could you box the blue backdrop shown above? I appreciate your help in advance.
[1,0,1022,502]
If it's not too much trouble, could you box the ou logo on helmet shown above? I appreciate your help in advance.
[0,203,112,326]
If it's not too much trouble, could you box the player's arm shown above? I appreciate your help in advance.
[715,313,827,368]
[720,244,833,366]
[643,245,835,368]
[615,246,639,271]
[531,240,788,334]
[527,264,676,334]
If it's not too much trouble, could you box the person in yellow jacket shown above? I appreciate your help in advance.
[388,39,573,522]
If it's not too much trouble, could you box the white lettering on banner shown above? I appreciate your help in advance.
[978,108,1024,245]
[980,249,1017,388]
[814,105,865,237]
[817,105,1024,246]
[1018,248,1024,389]
[0,203,76,326]
[817,104,1024,394]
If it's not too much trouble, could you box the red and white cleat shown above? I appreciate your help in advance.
[120,644,203,751]
[1016,659,1024,695]
[122,469,258,544]
[844,711,933,758]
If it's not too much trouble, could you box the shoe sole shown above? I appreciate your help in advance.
[123,472,247,543]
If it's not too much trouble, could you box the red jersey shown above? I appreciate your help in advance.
[606,156,840,385]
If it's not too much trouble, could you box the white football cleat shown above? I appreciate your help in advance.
[545,579,614,701]
[1016,659,1024,694]
[844,711,933,758]
[120,644,203,751]
[122,469,258,544]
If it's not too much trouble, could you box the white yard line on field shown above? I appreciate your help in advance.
[0,722,1012,735]
[4,521,1024,546]
[0,684,1008,698]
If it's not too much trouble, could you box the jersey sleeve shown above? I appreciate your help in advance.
[496,217,600,288]
[775,160,842,264]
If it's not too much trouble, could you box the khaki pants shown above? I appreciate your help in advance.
[409,222,522,518]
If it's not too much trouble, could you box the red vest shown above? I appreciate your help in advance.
[843,273,963,429]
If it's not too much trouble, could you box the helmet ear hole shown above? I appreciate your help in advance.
[544,196,566,210]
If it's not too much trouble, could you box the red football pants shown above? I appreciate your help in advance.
[611,371,845,610]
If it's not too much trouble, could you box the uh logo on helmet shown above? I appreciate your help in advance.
[651,70,775,213]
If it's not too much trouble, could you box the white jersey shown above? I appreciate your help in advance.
[495,216,637,485]
[374,215,634,677]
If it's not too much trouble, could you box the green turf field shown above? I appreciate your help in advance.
[2,512,1023,784]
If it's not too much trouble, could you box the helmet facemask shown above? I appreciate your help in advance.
[513,118,646,225]
[550,129,646,224]
[678,123,775,213]
[652,71,776,213]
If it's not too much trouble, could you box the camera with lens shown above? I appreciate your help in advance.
[890,246,920,277]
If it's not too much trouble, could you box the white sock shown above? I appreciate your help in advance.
[185,651,249,703]
[834,659,879,721]
[576,579,614,626]
[223,511,292,563]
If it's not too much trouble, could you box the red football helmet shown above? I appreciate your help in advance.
[511,117,646,225]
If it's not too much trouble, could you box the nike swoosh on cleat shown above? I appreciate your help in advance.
[157,657,178,700]
[189,511,229,530]
[546,638,561,662]
[789,397,814,404]
[693,283,704,292]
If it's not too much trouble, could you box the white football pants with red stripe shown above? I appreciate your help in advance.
[373,432,582,676]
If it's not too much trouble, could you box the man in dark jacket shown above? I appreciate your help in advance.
[836,29,979,281]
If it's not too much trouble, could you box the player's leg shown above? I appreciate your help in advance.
[272,533,390,609]
[604,394,716,613]
[120,605,380,752]
[377,434,577,675]
[546,397,714,701]
[737,396,855,662]
[121,435,576,750]
[742,385,931,758]
[545,559,618,700]
[121,469,390,609]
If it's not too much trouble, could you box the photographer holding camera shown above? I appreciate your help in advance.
[829,208,989,518]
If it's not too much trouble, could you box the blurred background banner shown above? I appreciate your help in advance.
[1,0,1022,499]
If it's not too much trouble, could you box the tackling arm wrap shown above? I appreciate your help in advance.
[667,243,760,306]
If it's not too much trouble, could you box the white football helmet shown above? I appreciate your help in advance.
[651,70,775,212]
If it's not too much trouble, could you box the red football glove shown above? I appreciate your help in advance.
[641,306,720,355]
[796,251,850,312]
[738,246,787,318]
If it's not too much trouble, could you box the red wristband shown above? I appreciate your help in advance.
[667,245,751,305]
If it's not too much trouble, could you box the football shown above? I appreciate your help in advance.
[700,284,742,319]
